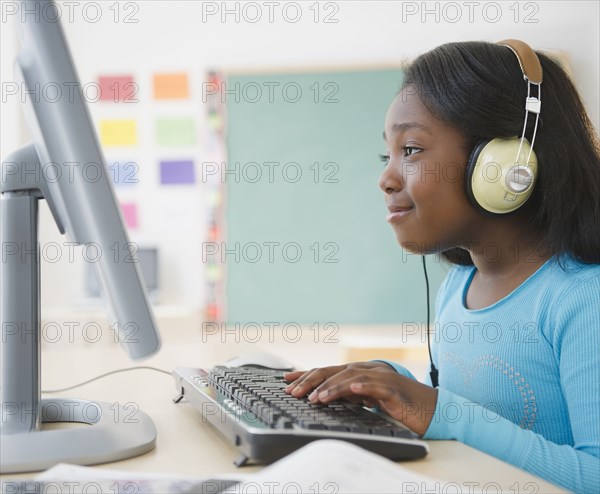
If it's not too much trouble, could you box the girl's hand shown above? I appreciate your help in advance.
[283,362,391,399]
[283,362,438,436]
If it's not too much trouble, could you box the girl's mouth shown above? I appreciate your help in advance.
[386,205,414,222]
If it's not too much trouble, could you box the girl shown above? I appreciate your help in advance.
[284,40,600,493]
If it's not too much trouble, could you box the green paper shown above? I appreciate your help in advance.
[156,117,196,146]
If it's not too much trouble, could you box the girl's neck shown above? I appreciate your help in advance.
[463,225,552,310]
[466,220,551,280]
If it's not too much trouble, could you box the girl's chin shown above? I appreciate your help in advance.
[397,238,427,254]
[395,234,445,255]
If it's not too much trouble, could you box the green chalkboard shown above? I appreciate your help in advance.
[225,67,449,324]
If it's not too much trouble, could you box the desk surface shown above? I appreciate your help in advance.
[0,325,566,492]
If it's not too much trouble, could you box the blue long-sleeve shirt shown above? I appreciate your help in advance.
[384,256,599,493]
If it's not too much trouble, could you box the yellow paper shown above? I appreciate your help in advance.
[100,120,137,146]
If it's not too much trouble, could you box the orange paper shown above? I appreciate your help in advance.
[153,73,189,99]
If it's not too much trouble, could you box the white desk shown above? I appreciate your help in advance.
[0,323,566,492]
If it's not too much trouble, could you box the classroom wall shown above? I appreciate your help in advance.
[1,1,598,322]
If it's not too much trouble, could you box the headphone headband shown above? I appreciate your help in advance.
[497,39,543,84]
[498,38,543,159]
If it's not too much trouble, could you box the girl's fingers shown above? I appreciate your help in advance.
[349,381,395,402]
[284,366,344,397]
[284,362,398,398]
[282,370,306,392]
[283,370,305,381]
[310,377,396,405]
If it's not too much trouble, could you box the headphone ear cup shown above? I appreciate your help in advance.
[465,139,491,213]
[466,137,538,215]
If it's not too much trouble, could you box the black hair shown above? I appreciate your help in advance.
[400,41,600,265]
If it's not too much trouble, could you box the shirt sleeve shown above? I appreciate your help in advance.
[423,275,600,494]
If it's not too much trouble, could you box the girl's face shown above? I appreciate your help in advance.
[379,88,484,253]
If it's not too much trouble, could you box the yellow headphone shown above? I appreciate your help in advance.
[465,39,543,215]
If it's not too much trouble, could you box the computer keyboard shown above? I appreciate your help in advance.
[173,366,429,465]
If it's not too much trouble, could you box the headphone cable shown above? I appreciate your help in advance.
[422,255,439,388]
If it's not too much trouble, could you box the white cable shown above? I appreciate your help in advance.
[42,366,171,394]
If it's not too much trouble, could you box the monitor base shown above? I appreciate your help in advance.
[0,398,157,474]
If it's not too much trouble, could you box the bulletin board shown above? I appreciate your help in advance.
[225,67,450,324]
[92,71,210,309]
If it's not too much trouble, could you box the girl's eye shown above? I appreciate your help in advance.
[378,147,421,166]
[378,153,390,166]
[403,146,421,157]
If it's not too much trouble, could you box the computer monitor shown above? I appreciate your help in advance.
[0,0,161,473]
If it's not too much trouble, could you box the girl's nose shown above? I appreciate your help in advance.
[379,161,404,195]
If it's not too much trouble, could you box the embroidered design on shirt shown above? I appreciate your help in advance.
[443,352,538,430]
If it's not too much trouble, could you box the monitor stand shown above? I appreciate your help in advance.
[1,144,157,473]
